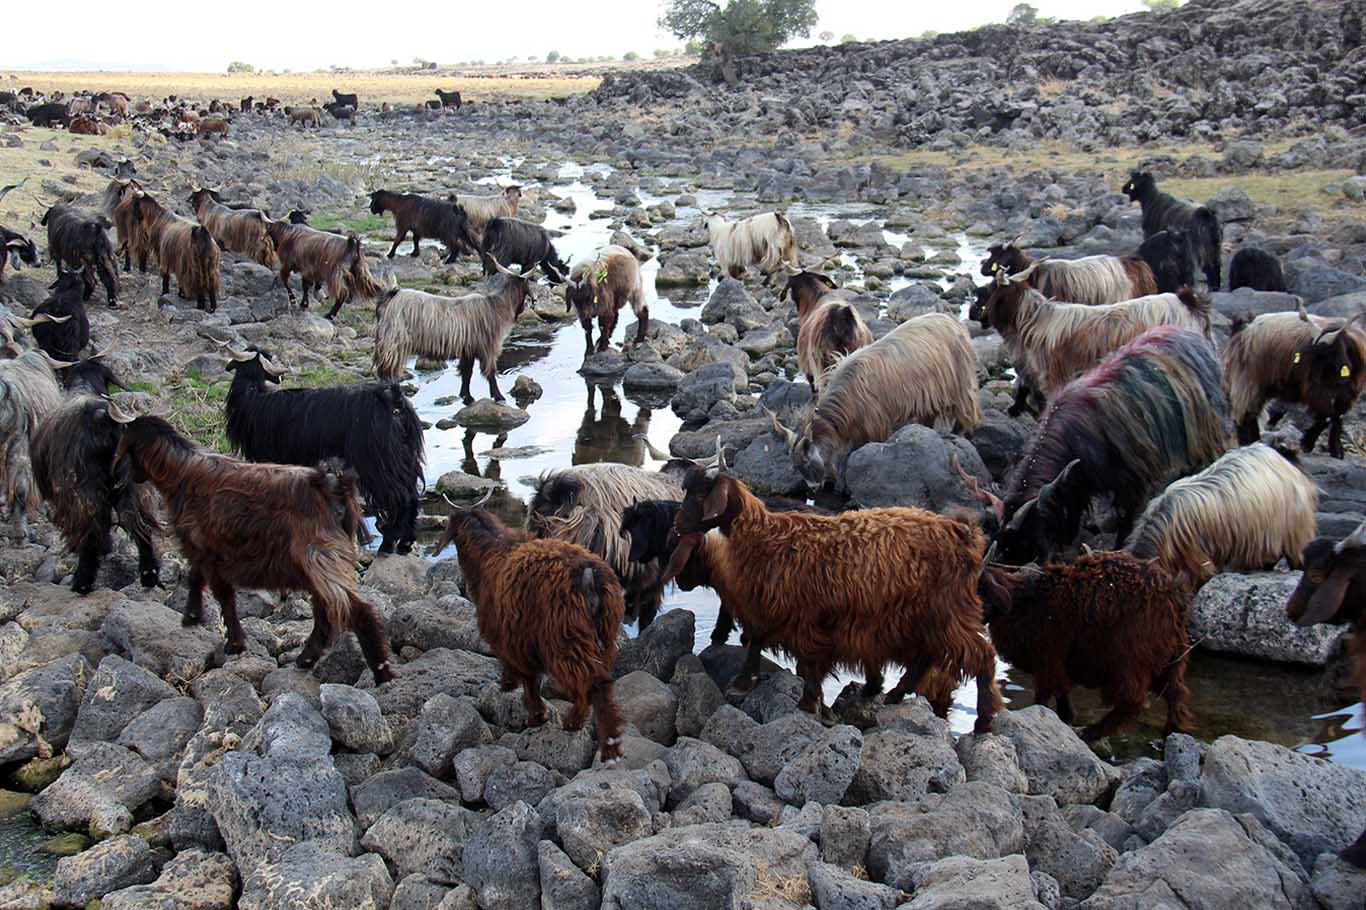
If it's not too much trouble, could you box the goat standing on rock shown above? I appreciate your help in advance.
[564,245,649,352]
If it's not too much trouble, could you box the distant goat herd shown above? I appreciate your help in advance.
[0,104,1362,866]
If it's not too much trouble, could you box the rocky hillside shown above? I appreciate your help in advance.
[593,0,1366,148]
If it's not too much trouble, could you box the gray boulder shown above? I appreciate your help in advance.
[904,854,1045,910]
[1209,288,1301,320]
[557,787,654,872]
[1023,798,1117,902]
[398,693,489,776]
[452,744,517,803]
[868,782,1026,890]
[671,361,743,420]
[735,712,828,785]
[808,860,904,910]
[31,741,161,836]
[956,733,1029,794]
[539,840,601,910]
[672,671,725,739]
[359,797,472,884]
[1285,258,1366,304]
[463,801,543,910]
[237,841,393,910]
[69,654,177,745]
[1193,572,1346,665]
[614,609,695,681]
[387,598,489,655]
[731,430,807,497]
[372,648,501,718]
[117,695,202,782]
[352,767,461,829]
[1310,853,1366,910]
[614,670,679,745]
[0,653,89,764]
[845,425,993,512]
[100,598,220,681]
[847,729,964,806]
[319,683,394,755]
[702,278,769,332]
[54,834,158,908]
[484,760,561,810]
[673,781,734,826]
[993,707,1121,805]
[100,848,236,910]
[821,805,872,870]
[774,724,863,807]
[663,736,748,806]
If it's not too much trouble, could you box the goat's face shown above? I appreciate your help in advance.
[980,244,1026,278]
[287,210,309,225]
[1287,534,1366,627]
[66,360,125,397]
[780,272,836,318]
[984,282,1026,333]
[675,466,742,536]
[1303,327,1364,407]
[505,186,522,205]
[996,459,1083,566]
[368,191,386,215]
[1123,172,1151,201]
[564,275,593,314]
[968,285,992,329]
[528,475,579,536]
[49,266,87,299]
[189,188,218,211]
[790,433,829,487]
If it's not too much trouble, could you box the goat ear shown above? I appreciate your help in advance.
[1298,567,1351,626]
[661,532,702,584]
[701,477,732,523]
[1036,460,1081,520]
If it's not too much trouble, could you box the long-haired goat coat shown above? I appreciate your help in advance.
[41,203,119,306]
[1228,247,1287,293]
[263,218,382,319]
[368,190,478,262]
[132,192,221,312]
[111,413,394,682]
[435,502,626,763]
[979,552,1195,741]
[996,326,1229,564]
[451,186,522,248]
[1125,443,1318,588]
[1221,309,1366,459]
[0,351,66,539]
[704,212,799,281]
[100,179,146,273]
[664,466,1002,731]
[189,189,277,269]
[772,312,981,489]
[980,243,1158,305]
[782,272,874,393]
[1123,171,1223,289]
[564,245,649,352]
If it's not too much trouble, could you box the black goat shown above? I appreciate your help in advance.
[25,103,68,128]
[41,204,119,307]
[29,267,90,362]
[1228,247,1287,293]
[435,89,463,108]
[480,217,569,283]
[368,190,478,262]
[1137,229,1195,294]
[331,89,358,108]
[223,346,425,555]
[1123,172,1223,289]
[0,226,38,281]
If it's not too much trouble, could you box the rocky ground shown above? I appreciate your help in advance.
[3,1,1366,907]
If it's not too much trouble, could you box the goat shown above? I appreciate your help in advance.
[331,89,358,109]
[196,118,229,139]
[223,345,424,555]
[24,267,88,362]
[1137,229,1196,294]
[564,245,649,352]
[1124,443,1318,589]
[110,405,393,682]
[263,218,381,319]
[100,179,146,273]
[979,552,1194,741]
[1221,307,1366,459]
[480,217,569,282]
[1123,172,1223,288]
[69,115,105,136]
[0,226,38,281]
[983,269,1211,414]
[190,188,276,269]
[529,463,682,631]
[662,451,1002,730]
[770,313,981,490]
[41,203,119,307]
[435,491,625,763]
[132,192,220,312]
[1228,247,1287,293]
[368,190,478,262]
[0,350,67,541]
[780,271,874,394]
[434,89,463,109]
[703,211,798,283]
[240,96,253,113]
[372,260,535,400]
[286,106,320,129]
[323,103,355,124]
[995,326,1229,564]
[1285,520,1366,868]
[25,103,68,128]
[450,186,522,248]
[980,242,1158,305]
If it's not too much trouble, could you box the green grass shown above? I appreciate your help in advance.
[163,372,230,452]
[1163,170,1355,215]
[311,210,389,236]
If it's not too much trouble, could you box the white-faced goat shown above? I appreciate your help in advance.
[564,245,649,352]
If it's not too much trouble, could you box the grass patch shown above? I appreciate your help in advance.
[311,210,389,236]
[162,372,229,452]
[1163,170,1354,214]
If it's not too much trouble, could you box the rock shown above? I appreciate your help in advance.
[774,724,863,807]
[868,783,1026,890]
[398,693,489,776]
[1109,758,1166,824]
[614,609,695,680]
[537,767,667,838]
[100,848,237,910]
[1132,778,1201,842]
[613,670,679,745]
[452,744,517,803]
[1209,185,1257,221]
[1164,731,1205,783]
[809,861,903,910]
[623,361,685,391]
[388,597,487,654]
[580,349,630,377]
[956,733,1029,794]
[484,760,561,810]
[887,282,948,322]
[101,598,220,681]
[663,737,748,806]
[389,874,452,910]
[731,780,784,825]
[671,671,725,739]
[671,361,742,420]
[238,841,393,910]
[557,787,654,872]
[462,801,543,910]
[599,823,817,910]
[372,648,501,718]
[362,554,430,600]
[539,840,601,910]
[673,780,734,825]
[319,683,394,754]
[352,767,461,829]
[1083,809,1313,910]
[993,707,1120,806]
[1209,288,1302,320]
[730,429,807,496]
[821,805,872,870]
[69,654,177,746]
[903,854,1045,910]
[360,797,471,884]
[656,251,710,287]
[30,742,161,836]
[117,695,202,781]
[513,721,598,776]
[735,712,827,785]
[738,669,806,722]
[702,278,768,332]
[1193,572,1345,665]
[434,470,498,499]
[1310,853,1366,910]
[1285,257,1366,304]
[845,425,994,512]
[1023,800,1116,901]
[847,729,963,805]
[1200,735,1366,867]
[455,398,530,429]
[0,653,89,764]
[54,833,157,907]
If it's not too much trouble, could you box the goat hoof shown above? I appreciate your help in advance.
[563,718,585,732]
[709,632,730,647]
[527,711,548,728]
[72,581,94,596]
[973,716,995,735]
[378,541,396,555]
[181,612,202,627]
[373,662,396,684]
[883,690,906,705]
[396,541,414,556]
[140,570,160,589]
[225,640,246,656]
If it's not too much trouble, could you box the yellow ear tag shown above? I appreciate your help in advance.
[990,263,998,272]
[1293,352,1301,364]
[1342,365,1352,378]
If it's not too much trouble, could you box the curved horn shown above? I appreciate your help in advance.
[1010,261,1042,283]
[984,539,999,565]
[105,397,138,424]
[6,315,43,328]
[1297,300,1311,323]
[88,346,113,361]
[715,435,727,473]
[632,433,674,462]
[258,354,287,377]
[440,487,495,510]
[213,340,257,362]
[952,455,1005,523]
[38,351,76,370]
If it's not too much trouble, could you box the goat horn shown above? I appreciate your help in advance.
[1336,516,1366,554]
[632,433,673,462]
[213,340,257,362]
[1296,300,1311,322]
[486,255,518,277]
[259,355,287,377]
[952,454,1005,522]
[105,397,138,424]
[715,435,727,472]
[38,351,76,370]
[984,540,999,565]
[88,346,113,360]
[7,316,42,328]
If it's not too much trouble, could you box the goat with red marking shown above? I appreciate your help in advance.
[564,245,650,352]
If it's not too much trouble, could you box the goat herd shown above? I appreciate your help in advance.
[0,134,1364,867]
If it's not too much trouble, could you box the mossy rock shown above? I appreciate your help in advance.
[41,831,89,856]
[13,755,69,793]
[0,790,31,819]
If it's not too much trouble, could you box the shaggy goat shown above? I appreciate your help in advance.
[995,326,1229,564]
[0,225,38,281]
[1136,229,1196,294]
[770,313,981,490]
[662,457,1002,729]
[1124,443,1318,589]
[111,408,393,681]
[529,463,682,631]
[26,103,68,128]
[979,552,1194,740]
[781,271,874,393]
[100,179,146,273]
[189,188,277,268]
[1285,520,1366,868]
[434,89,463,109]
[372,261,535,401]
[223,345,425,555]
[1123,172,1223,288]
[0,350,67,540]
[132,192,220,311]
[368,190,478,262]
[435,492,626,763]
[703,211,799,282]
[1221,307,1366,458]
[41,203,119,306]
[286,106,320,128]
[23,267,88,362]
[980,242,1158,305]
[480,217,569,282]
[263,218,381,319]
[1228,247,1287,293]
[564,245,649,352]
[196,118,229,139]
[450,187,522,247]
[982,269,1211,413]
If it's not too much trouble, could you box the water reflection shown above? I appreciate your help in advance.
[574,381,653,467]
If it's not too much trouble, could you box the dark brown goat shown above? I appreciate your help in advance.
[979,552,1194,741]
[189,188,276,268]
[564,245,649,351]
[41,203,119,306]
[435,493,626,763]
[368,190,478,262]
[434,89,462,108]
[111,407,393,683]
[781,271,874,393]
[100,179,146,273]
[264,218,381,319]
[133,192,220,311]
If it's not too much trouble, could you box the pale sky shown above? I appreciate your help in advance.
[9,1,1156,71]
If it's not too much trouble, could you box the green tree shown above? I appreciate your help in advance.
[226,61,254,74]
[1142,0,1180,10]
[546,50,561,63]
[1007,3,1038,24]
[624,50,641,60]
[839,33,857,44]
[659,0,819,59]
[818,30,834,42]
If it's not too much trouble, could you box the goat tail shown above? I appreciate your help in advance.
[344,234,382,302]
[574,561,620,654]
[1176,286,1212,335]
[313,457,372,545]
[372,304,410,380]
[590,677,624,763]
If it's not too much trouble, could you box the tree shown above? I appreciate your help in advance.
[226,61,254,74]
[839,33,857,44]
[1007,3,1038,24]
[659,0,819,59]
[546,50,561,63]
[818,30,834,42]
[1142,0,1180,10]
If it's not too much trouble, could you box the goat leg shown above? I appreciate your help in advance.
[208,287,217,314]
[410,233,421,258]
[1329,415,1346,460]
[485,361,505,403]
[300,281,312,308]
[160,272,170,297]
[395,497,418,556]
[1080,699,1141,742]
[862,663,884,699]
[1341,828,1366,869]
[182,567,206,627]
[350,593,395,684]
[635,593,660,631]
[885,656,933,707]
[209,580,246,654]
[1235,414,1262,446]
[709,606,736,647]
[71,536,103,596]
[633,309,649,346]
[324,298,343,321]
[133,532,159,589]
[280,268,296,303]
[731,637,764,692]
[386,231,404,259]
[458,356,475,405]
[296,597,333,669]
[597,310,617,353]
[1160,662,1194,735]
[796,658,830,718]
[1301,417,1329,456]
[521,674,548,727]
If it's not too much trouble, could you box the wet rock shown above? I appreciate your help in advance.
[614,608,695,680]
[539,839,601,910]
[238,841,393,910]
[463,801,543,910]
[359,797,472,884]
[100,848,237,910]
[671,361,742,420]
[1165,731,1206,783]
[512,374,543,401]
[846,425,994,512]
[702,278,768,332]
[319,683,393,755]
[887,282,949,322]
[774,724,863,807]
[557,786,654,872]
[821,805,872,870]
[101,598,220,682]
[485,760,561,810]
[656,251,710,287]
[664,737,748,806]
[398,693,489,776]
[580,349,630,376]
[54,833,157,908]
[847,728,964,805]
[956,732,1029,794]
[904,854,1044,910]
[453,743,517,803]
[867,783,1026,889]
[0,653,89,764]
[993,706,1121,806]
[1193,572,1346,665]
[1084,809,1313,910]
[31,742,161,836]
[615,670,679,745]
[372,648,501,717]
[1200,734,1366,867]
[623,361,685,391]
[455,398,530,429]
[731,428,807,496]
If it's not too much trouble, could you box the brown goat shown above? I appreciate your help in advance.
[435,494,626,763]
[69,115,106,136]
[664,455,1001,731]
[133,192,221,311]
[100,179,146,273]
[190,188,277,268]
[782,272,873,393]
[111,407,393,683]
[980,552,1194,741]
[286,106,320,129]
[264,219,381,319]
[196,117,229,139]
[564,245,649,351]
